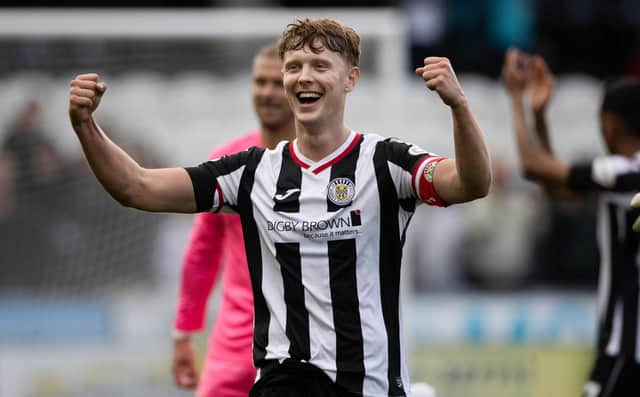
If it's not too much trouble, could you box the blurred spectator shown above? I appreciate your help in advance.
[405,0,534,77]
[0,150,23,285]
[0,1,637,78]
[1,100,71,288]
[0,101,162,291]
[457,158,543,289]
[403,0,639,78]
[487,0,534,52]
[535,0,640,78]
[2,100,50,197]
[281,0,397,6]
[0,150,15,219]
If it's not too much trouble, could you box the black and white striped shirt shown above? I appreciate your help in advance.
[568,152,640,363]
[186,130,445,396]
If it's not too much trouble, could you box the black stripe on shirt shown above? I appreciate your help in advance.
[328,238,365,393]
[276,242,311,361]
[274,142,302,213]
[234,148,270,367]
[379,138,430,173]
[373,143,406,396]
[186,148,257,212]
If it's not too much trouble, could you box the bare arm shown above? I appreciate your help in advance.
[502,50,577,199]
[533,112,553,153]
[530,56,555,153]
[416,57,491,204]
[69,73,196,213]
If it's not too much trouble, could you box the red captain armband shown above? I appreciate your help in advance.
[412,156,446,207]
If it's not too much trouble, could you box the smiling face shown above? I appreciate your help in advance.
[252,54,293,131]
[282,43,359,130]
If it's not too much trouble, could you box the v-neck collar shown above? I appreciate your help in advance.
[289,130,362,174]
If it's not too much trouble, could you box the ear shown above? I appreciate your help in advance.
[345,66,360,93]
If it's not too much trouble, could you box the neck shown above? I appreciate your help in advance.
[295,120,350,162]
[260,119,296,150]
[614,136,640,157]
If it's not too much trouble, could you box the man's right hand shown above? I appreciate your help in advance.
[68,73,107,127]
[172,338,199,389]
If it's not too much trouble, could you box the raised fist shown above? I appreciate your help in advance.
[68,73,107,127]
[416,57,466,108]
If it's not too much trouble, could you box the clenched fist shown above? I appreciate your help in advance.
[68,73,107,127]
[415,57,466,108]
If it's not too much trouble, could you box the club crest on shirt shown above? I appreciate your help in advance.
[327,177,355,206]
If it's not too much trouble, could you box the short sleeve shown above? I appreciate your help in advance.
[185,147,259,212]
[378,138,447,207]
[568,156,640,193]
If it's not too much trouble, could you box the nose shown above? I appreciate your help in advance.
[298,64,313,85]
[256,83,275,100]
[264,82,279,98]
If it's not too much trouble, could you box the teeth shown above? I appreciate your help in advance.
[298,92,321,99]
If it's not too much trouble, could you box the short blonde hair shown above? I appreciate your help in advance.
[256,41,279,60]
[278,18,361,67]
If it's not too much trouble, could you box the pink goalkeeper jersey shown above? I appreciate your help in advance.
[175,130,261,366]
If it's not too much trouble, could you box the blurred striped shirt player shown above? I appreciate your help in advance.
[569,154,640,397]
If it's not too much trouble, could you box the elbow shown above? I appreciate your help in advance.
[519,158,540,182]
[112,187,138,208]
[472,172,492,200]
[476,163,493,199]
[517,148,542,181]
[461,171,492,201]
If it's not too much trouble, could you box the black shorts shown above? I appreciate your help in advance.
[583,354,640,397]
[249,359,354,397]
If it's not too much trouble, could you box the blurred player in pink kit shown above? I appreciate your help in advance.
[171,42,295,397]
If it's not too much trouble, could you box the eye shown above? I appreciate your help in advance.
[285,64,300,72]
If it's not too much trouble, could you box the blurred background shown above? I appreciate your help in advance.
[1,1,639,397]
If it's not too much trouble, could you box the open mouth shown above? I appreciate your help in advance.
[296,92,322,105]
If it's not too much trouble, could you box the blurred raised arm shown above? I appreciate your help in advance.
[502,49,578,199]
[529,55,555,154]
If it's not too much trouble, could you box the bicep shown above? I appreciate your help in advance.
[431,158,466,205]
[139,167,197,213]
